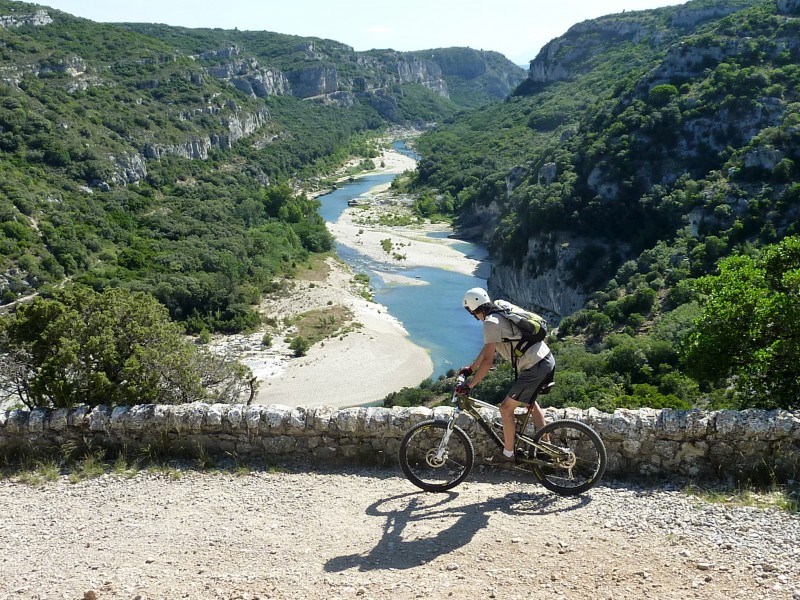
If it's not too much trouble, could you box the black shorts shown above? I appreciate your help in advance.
[507,352,555,405]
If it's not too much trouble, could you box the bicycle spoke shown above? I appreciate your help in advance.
[530,420,607,496]
[399,420,475,492]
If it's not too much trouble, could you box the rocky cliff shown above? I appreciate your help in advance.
[492,0,796,320]
[527,2,750,84]
[489,233,618,320]
[142,106,271,163]
[205,49,450,103]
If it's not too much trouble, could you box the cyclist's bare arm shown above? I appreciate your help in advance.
[467,342,496,388]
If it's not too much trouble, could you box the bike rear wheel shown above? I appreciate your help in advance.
[399,420,475,492]
[530,419,607,496]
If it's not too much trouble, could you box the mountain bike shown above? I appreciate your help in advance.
[398,374,607,496]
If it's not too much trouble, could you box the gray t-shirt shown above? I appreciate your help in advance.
[483,312,550,372]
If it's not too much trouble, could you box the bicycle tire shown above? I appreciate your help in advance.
[399,419,475,492]
[530,419,607,496]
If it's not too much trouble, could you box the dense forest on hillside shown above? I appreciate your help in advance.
[392,0,800,411]
[0,1,525,408]
[0,1,522,331]
[1,0,798,412]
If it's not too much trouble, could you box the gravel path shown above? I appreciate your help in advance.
[1,465,798,600]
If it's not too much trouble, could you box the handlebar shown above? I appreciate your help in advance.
[451,374,468,405]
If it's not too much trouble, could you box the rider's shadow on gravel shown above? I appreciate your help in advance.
[325,489,590,572]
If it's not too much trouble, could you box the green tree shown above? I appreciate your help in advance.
[683,237,800,409]
[0,286,253,409]
[648,84,679,107]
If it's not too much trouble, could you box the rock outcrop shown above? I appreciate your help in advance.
[0,9,52,28]
[143,107,270,160]
[528,18,654,83]
[489,233,599,320]
[286,65,339,98]
[670,3,749,28]
[206,50,452,102]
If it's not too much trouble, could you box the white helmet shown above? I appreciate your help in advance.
[463,287,491,312]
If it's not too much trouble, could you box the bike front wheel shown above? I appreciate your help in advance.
[399,419,475,492]
[530,419,607,496]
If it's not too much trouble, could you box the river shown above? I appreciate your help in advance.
[319,142,488,378]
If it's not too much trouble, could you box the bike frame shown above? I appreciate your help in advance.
[444,376,562,467]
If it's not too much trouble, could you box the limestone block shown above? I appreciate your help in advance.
[432,406,455,421]
[68,406,90,427]
[28,409,48,432]
[312,445,338,460]
[676,441,708,471]
[363,407,390,434]
[244,406,262,430]
[336,407,367,435]
[49,408,68,431]
[124,405,153,431]
[636,408,660,434]
[389,406,431,433]
[5,409,28,433]
[586,407,609,432]
[653,440,681,468]
[774,412,800,438]
[226,404,244,429]
[741,409,778,440]
[714,410,742,436]
[89,406,111,432]
[182,403,209,431]
[339,444,361,459]
[661,409,710,440]
[308,405,337,433]
[263,404,291,430]
[383,439,401,456]
[611,409,639,438]
[110,406,130,431]
[205,404,226,431]
[622,438,641,457]
[287,407,307,434]
[605,450,625,475]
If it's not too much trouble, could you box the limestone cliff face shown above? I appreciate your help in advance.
[0,8,52,28]
[389,55,448,96]
[109,152,148,186]
[670,3,749,27]
[457,201,502,245]
[356,53,449,97]
[529,18,655,83]
[207,51,449,101]
[489,233,605,321]
[286,65,339,98]
[208,59,292,98]
[143,107,270,161]
[527,3,751,84]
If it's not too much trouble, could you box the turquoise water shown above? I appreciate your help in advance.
[319,145,487,378]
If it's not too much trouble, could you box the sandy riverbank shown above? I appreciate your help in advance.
[222,141,488,408]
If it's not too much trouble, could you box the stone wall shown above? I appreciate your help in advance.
[1,404,798,481]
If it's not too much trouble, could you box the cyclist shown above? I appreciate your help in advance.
[458,287,555,463]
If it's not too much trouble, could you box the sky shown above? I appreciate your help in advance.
[34,0,689,65]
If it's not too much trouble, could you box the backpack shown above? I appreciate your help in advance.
[490,299,548,359]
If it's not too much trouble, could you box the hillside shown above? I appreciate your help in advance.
[0,1,523,333]
[405,0,800,411]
